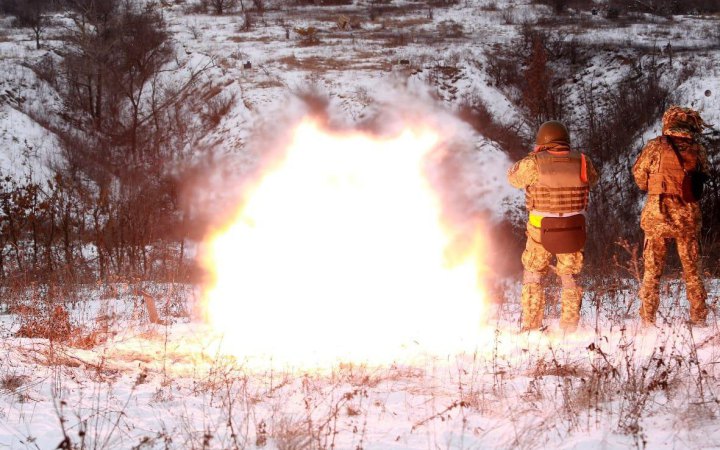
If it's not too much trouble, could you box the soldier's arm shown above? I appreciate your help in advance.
[697,143,710,176]
[506,156,538,189]
[632,141,659,191]
[584,155,600,187]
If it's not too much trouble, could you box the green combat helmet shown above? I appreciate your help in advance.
[662,105,705,139]
[535,121,570,147]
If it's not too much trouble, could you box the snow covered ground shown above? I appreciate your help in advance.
[1,284,719,449]
[1,0,720,448]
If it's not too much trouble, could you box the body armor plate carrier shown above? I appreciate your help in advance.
[527,150,589,254]
[527,150,589,214]
[647,137,700,198]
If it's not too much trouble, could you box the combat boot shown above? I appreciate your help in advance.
[688,294,708,328]
[638,289,659,326]
[688,317,708,328]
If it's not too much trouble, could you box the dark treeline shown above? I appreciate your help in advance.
[531,0,720,15]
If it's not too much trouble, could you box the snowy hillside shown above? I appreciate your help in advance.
[1,0,720,448]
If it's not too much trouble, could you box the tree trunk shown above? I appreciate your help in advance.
[63,208,74,279]
[87,74,94,117]
[0,240,6,280]
[96,71,102,124]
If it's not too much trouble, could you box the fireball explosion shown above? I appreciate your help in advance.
[201,119,487,366]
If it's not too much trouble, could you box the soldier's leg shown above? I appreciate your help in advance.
[639,235,667,325]
[676,236,708,325]
[556,251,584,332]
[521,229,552,330]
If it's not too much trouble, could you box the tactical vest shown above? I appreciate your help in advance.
[647,137,699,196]
[526,150,589,214]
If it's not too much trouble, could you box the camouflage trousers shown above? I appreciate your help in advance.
[639,233,708,325]
[521,224,584,331]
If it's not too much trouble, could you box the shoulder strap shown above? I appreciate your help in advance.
[663,136,688,174]
[580,153,588,183]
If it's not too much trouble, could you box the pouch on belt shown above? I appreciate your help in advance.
[539,215,586,254]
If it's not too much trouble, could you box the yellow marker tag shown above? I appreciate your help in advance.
[529,213,543,228]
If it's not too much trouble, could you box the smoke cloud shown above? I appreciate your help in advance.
[183,83,524,281]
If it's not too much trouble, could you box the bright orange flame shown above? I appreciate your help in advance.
[200,119,487,366]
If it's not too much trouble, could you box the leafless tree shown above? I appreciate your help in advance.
[47,0,220,279]
[108,10,173,161]
[209,0,237,14]
[11,0,52,49]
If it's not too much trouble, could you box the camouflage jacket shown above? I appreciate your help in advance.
[632,137,710,191]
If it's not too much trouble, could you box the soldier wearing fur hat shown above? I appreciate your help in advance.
[508,121,599,332]
[632,106,710,326]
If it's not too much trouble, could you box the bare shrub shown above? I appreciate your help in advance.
[437,19,464,38]
[605,6,622,19]
[383,31,410,47]
[531,358,588,378]
[485,47,522,88]
[294,0,352,4]
[26,53,58,85]
[530,0,614,14]
[530,0,569,14]
[294,26,320,45]
[426,0,460,6]
[15,302,73,342]
[457,96,527,160]
[697,132,720,263]
[272,416,313,450]
[184,0,209,13]
[616,331,681,442]
[209,0,237,14]
[1,373,27,392]
[203,91,238,128]
[485,28,568,128]
[241,10,253,31]
[500,9,515,25]
[481,1,498,11]
[571,348,618,411]
[618,0,720,15]
[522,35,565,129]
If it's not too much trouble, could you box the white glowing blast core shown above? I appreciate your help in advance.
[200,119,487,366]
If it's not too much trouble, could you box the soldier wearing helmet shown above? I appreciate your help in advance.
[507,121,599,332]
[632,106,710,326]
